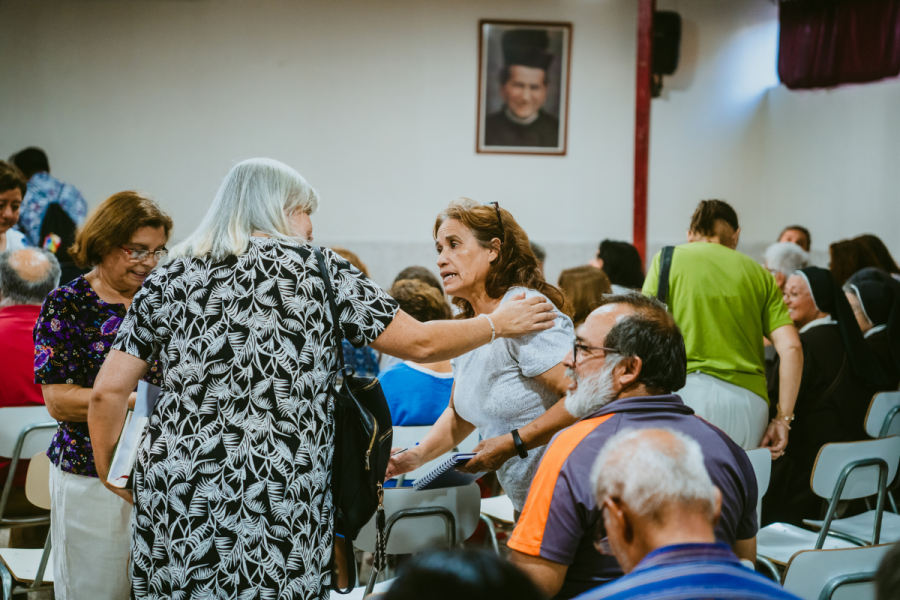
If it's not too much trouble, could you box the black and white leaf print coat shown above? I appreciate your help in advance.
[113,239,398,600]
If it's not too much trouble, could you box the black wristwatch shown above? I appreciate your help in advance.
[511,429,528,458]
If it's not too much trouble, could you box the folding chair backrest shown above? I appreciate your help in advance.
[390,426,448,484]
[811,437,900,500]
[0,406,56,458]
[782,544,891,600]
[745,448,771,522]
[354,483,481,555]
[865,391,900,438]
[25,452,52,510]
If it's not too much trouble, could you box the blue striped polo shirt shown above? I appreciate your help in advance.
[572,543,803,600]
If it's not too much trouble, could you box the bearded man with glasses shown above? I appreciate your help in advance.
[507,293,759,600]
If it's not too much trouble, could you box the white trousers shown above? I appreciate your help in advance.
[678,372,769,450]
[49,464,132,600]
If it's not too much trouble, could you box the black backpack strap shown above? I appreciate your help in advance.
[657,246,675,307]
[313,246,347,375]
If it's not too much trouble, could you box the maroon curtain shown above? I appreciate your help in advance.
[778,0,900,89]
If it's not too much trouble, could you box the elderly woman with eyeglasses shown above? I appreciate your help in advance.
[387,198,578,515]
[33,190,171,600]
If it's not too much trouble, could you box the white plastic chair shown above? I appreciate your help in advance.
[0,452,55,598]
[391,427,480,487]
[756,436,900,565]
[781,544,892,600]
[351,483,481,596]
[479,494,516,554]
[802,395,900,544]
[746,447,772,524]
[865,391,900,439]
[391,426,442,487]
[0,406,57,532]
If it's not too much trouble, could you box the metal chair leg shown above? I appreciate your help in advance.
[31,530,52,588]
[480,514,500,555]
[1,562,13,600]
[756,556,781,582]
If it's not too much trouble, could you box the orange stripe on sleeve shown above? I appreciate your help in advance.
[507,413,614,555]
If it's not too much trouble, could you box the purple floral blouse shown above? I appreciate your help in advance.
[33,276,161,478]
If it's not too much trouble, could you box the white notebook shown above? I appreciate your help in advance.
[414,453,485,491]
[107,381,160,489]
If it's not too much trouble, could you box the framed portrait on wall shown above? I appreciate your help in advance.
[476,20,572,155]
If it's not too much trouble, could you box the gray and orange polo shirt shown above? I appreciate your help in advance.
[507,394,758,600]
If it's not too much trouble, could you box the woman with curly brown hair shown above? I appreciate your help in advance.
[387,198,576,513]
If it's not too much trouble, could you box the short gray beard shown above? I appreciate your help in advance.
[564,355,623,419]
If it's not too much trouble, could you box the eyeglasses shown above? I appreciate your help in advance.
[482,201,505,244]
[573,340,619,362]
[121,246,168,263]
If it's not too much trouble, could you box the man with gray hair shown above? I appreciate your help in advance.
[765,241,809,292]
[0,247,60,547]
[508,294,758,599]
[575,428,802,600]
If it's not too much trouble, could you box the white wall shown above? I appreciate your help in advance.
[0,0,637,285]
[2,0,898,285]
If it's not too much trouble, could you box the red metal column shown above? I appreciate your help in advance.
[633,0,655,262]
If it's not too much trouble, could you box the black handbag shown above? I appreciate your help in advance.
[313,247,393,594]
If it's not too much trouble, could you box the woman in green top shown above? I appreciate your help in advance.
[643,200,803,454]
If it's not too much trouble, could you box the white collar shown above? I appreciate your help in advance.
[504,106,540,125]
[799,315,837,334]
[865,324,887,338]
[402,361,454,379]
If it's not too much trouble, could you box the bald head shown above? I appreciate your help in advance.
[0,248,60,307]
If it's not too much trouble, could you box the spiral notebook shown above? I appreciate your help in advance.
[414,453,485,491]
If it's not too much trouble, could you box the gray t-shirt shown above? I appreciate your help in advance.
[451,287,574,511]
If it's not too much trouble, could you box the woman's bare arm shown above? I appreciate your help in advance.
[43,384,137,422]
[370,293,555,363]
[42,384,93,421]
[385,388,476,479]
[88,350,149,500]
[461,363,577,473]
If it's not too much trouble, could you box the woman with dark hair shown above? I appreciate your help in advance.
[845,267,900,389]
[381,279,455,426]
[387,198,576,513]
[87,163,556,600]
[830,234,900,286]
[643,200,803,452]
[383,549,545,600]
[590,239,644,292]
[764,267,888,526]
[857,235,900,280]
[558,265,612,327]
[34,191,172,599]
[0,161,28,253]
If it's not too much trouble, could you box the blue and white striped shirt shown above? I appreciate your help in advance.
[572,543,802,600]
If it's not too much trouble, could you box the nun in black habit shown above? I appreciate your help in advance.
[846,267,900,390]
[763,267,889,526]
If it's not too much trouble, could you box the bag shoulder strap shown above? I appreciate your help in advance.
[657,246,676,307]
[312,246,346,374]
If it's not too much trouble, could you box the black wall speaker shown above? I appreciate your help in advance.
[652,11,682,76]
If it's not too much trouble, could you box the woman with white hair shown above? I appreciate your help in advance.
[764,241,809,292]
[86,158,555,600]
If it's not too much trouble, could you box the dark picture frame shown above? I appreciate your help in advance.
[476,20,572,156]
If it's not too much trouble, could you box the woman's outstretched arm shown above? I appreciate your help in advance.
[370,292,555,362]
